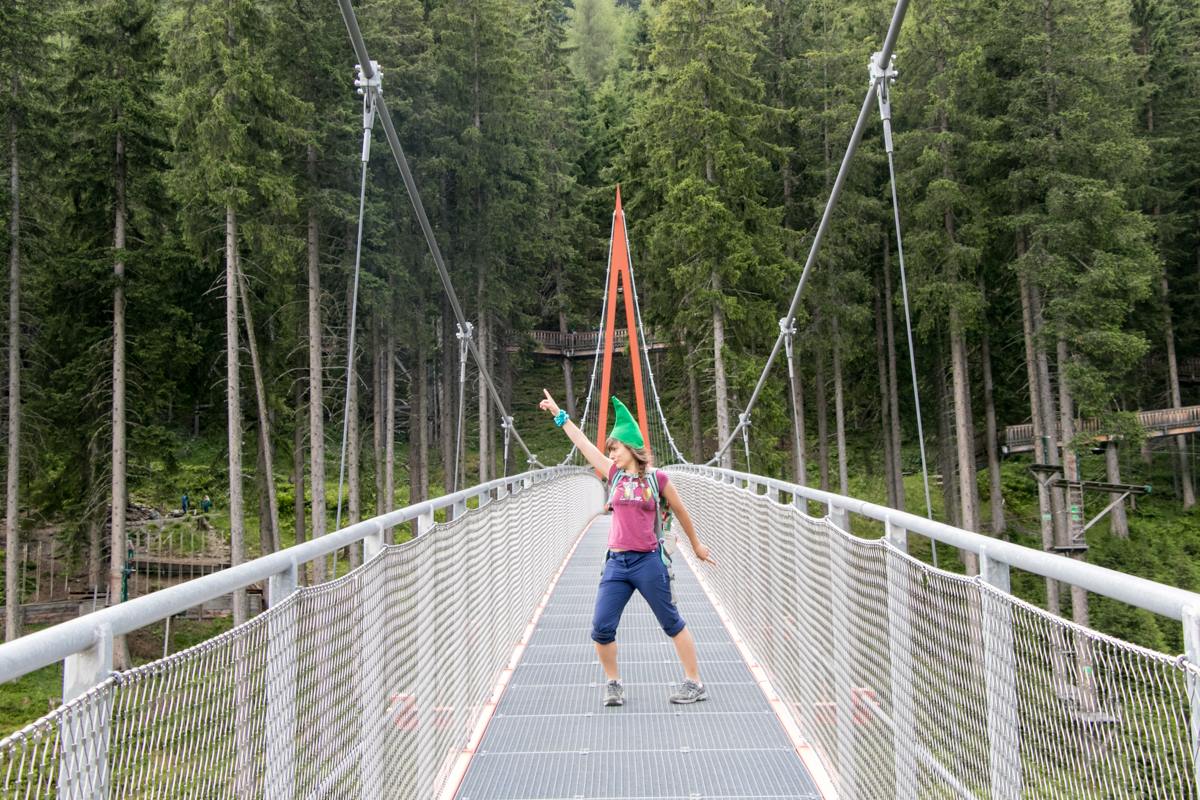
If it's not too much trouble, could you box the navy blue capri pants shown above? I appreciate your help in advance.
[591,549,686,644]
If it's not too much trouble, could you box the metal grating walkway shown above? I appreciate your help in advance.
[455,516,821,799]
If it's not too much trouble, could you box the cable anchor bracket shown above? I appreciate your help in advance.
[869,52,899,154]
[354,61,382,162]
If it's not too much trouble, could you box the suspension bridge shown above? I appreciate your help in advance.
[2,0,1200,797]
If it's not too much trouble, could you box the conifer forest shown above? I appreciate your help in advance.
[1,0,1199,667]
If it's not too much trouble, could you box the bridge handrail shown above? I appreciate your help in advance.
[671,464,1200,622]
[0,465,585,686]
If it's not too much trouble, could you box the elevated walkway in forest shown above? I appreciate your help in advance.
[1003,404,1200,454]
[512,328,669,357]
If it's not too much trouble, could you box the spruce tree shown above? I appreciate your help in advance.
[630,0,786,469]
[164,0,306,621]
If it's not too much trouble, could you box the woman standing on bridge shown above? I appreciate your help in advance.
[540,390,715,707]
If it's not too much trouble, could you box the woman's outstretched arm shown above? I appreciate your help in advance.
[540,389,613,476]
[662,481,715,565]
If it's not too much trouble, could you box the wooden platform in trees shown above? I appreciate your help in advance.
[510,328,668,357]
[1004,405,1200,453]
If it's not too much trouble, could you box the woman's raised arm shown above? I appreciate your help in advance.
[540,389,613,476]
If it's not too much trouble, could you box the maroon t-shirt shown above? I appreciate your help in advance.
[607,464,669,552]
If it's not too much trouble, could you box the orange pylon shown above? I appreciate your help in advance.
[595,186,651,460]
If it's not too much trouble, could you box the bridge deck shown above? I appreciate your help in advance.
[455,516,820,800]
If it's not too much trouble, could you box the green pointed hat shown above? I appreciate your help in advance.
[608,396,645,449]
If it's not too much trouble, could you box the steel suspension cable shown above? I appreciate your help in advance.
[704,0,912,467]
[334,68,378,533]
[621,230,689,464]
[335,0,542,468]
[559,225,616,466]
[875,62,936,544]
[452,323,471,492]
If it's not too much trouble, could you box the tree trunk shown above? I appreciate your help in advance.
[478,308,491,484]
[439,307,454,491]
[293,358,306,551]
[225,205,247,624]
[789,343,807,488]
[815,343,830,492]
[498,328,512,476]
[687,351,703,461]
[882,240,905,509]
[557,271,576,419]
[1056,338,1093,679]
[1162,276,1195,508]
[711,273,732,469]
[409,331,426,504]
[832,316,849,495]
[87,437,102,597]
[307,146,325,582]
[112,127,128,627]
[6,109,21,641]
[385,327,395,514]
[980,322,1004,536]
[372,319,384,515]
[348,314,361,568]
[1105,442,1129,537]
[874,283,897,508]
[1019,267,1059,615]
[1030,282,1067,548]
[237,269,279,554]
[949,309,979,574]
[935,350,960,528]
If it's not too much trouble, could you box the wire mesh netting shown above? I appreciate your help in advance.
[669,467,1198,799]
[0,469,603,799]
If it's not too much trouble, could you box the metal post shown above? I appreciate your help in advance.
[828,502,851,533]
[452,498,467,520]
[1183,606,1200,799]
[264,585,298,797]
[363,521,386,563]
[358,553,387,795]
[883,534,917,798]
[60,623,113,800]
[979,546,1023,799]
[417,511,435,537]
[829,536,857,795]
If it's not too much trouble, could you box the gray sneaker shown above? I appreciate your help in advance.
[669,679,708,704]
[603,679,624,707]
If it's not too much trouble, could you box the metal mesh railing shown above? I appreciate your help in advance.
[0,470,603,799]
[669,468,1199,799]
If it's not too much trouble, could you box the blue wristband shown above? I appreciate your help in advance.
[554,410,569,428]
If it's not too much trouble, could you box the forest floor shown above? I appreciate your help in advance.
[2,357,1197,736]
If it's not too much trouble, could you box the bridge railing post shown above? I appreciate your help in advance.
[979,546,1023,800]
[451,498,467,520]
[829,531,857,796]
[264,560,299,798]
[358,548,387,796]
[417,510,435,537]
[827,502,850,533]
[59,623,113,800]
[883,521,917,798]
[1183,606,1200,799]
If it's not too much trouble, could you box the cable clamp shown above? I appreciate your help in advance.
[354,61,383,97]
[355,62,382,161]
[738,412,751,428]
[868,52,898,86]
[779,316,796,337]
[456,321,474,342]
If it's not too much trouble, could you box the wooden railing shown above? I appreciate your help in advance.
[1005,404,1200,453]
[517,328,667,354]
